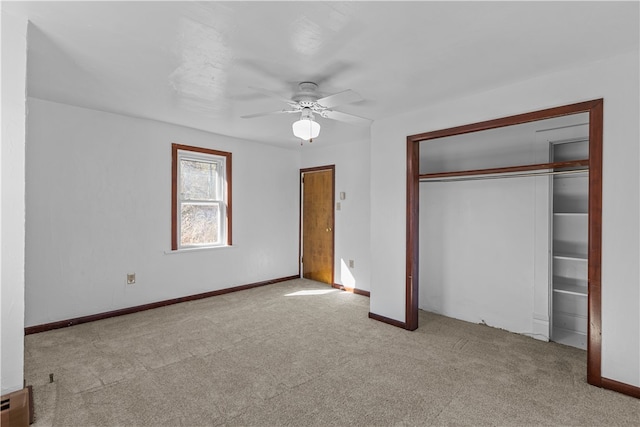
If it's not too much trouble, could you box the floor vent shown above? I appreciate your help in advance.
[0,387,32,427]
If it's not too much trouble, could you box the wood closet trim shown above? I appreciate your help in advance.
[587,99,603,387]
[405,99,604,387]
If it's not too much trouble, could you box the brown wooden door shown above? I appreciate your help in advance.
[302,168,334,284]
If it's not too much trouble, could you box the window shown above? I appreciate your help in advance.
[172,144,232,250]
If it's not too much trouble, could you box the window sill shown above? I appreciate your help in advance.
[164,245,234,255]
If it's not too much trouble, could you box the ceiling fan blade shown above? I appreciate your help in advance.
[248,86,295,105]
[316,89,363,109]
[241,109,297,119]
[323,110,372,126]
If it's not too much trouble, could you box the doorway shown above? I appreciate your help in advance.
[406,99,603,386]
[300,166,335,285]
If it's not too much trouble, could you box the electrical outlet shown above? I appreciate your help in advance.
[336,202,341,210]
[127,273,136,285]
[349,260,355,268]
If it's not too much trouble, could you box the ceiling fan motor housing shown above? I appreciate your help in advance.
[293,82,320,105]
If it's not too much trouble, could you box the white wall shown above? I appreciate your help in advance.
[370,50,640,388]
[1,10,28,395]
[420,178,538,332]
[25,98,301,327]
[301,138,372,292]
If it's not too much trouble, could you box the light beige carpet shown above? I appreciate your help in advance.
[25,278,640,426]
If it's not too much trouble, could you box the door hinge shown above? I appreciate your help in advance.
[301,257,303,263]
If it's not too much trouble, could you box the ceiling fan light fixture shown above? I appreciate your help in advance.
[292,108,320,141]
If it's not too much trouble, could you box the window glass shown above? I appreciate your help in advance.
[180,203,220,246]
[180,159,219,200]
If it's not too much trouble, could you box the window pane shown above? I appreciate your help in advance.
[180,203,220,246]
[180,159,219,200]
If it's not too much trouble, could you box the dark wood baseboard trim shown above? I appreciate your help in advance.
[27,385,33,425]
[368,312,407,329]
[25,275,299,335]
[332,283,370,297]
[601,377,640,399]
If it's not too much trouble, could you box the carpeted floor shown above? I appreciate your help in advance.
[25,278,640,426]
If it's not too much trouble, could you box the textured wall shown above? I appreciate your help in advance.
[25,98,301,327]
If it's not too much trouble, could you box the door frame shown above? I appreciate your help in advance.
[405,99,603,386]
[299,165,335,285]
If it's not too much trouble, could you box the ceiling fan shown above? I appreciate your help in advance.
[241,82,371,142]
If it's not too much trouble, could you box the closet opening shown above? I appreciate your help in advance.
[405,99,603,386]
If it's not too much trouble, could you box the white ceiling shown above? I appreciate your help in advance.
[4,1,639,149]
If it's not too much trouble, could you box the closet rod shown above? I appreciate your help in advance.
[420,168,588,183]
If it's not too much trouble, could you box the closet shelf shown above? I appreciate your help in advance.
[553,252,588,261]
[553,212,588,216]
[552,327,587,350]
[553,171,589,177]
[553,280,588,296]
[419,158,588,180]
